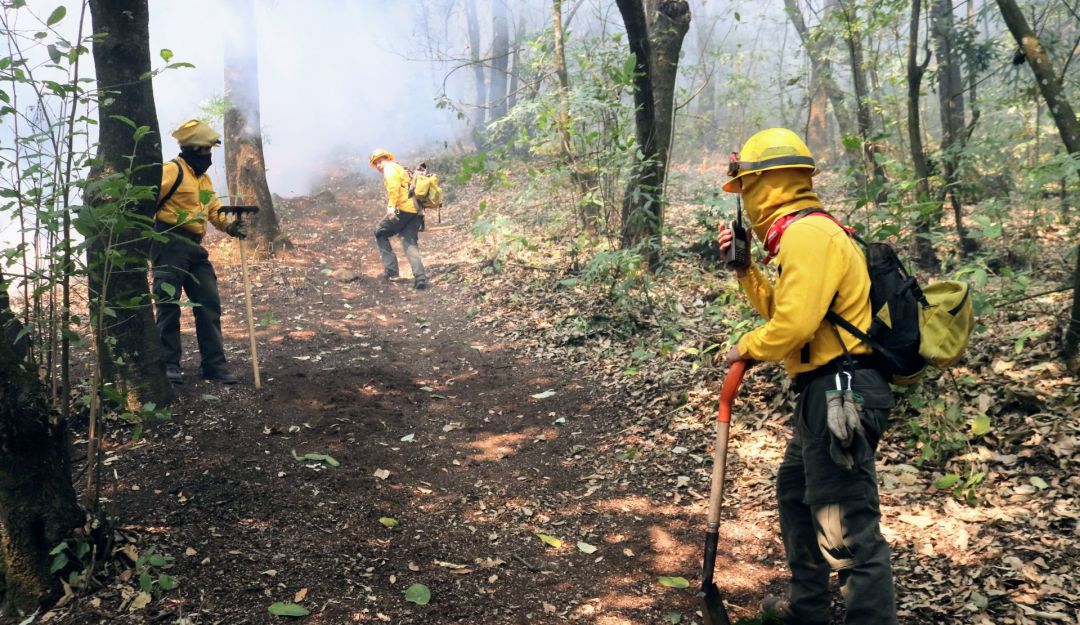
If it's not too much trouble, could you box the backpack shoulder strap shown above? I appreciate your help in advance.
[157,159,184,210]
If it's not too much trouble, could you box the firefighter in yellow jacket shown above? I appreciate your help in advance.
[153,120,245,385]
[718,128,897,625]
[370,149,427,290]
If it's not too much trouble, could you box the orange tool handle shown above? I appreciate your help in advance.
[717,360,747,424]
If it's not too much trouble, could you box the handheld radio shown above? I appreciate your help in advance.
[724,152,751,270]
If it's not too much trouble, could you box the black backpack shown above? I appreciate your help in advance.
[827,239,928,385]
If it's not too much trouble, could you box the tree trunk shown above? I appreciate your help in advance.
[995,0,1080,368]
[223,0,289,255]
[907,0,939,270]
[86,0,173,409]
[837,0,888,205]
[784,0,862,171]
[464,0,488,148]
[0,273,83,615]
[507,19,524,112]
[932,0,977,255]
[615,0,690,270]
[489,0,510,124]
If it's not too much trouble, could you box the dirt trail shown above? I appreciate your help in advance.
[59,182,779,625]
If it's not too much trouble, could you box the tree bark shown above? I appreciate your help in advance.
[995,0,1080,368]
[932,0,977,255]
[0,273,83,615]
[784,0,862,170]
[223,0,290,255]
[86,0,173,409]
[489,0,510,124]
[464,0,488,147]
[907,0,939,269]
[838,0,888,205]
[615,0,690,270]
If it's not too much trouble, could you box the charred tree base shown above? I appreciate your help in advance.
[1,315,82,615]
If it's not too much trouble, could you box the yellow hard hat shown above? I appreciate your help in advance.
[369,149,394,168]
[171,119,221,148]
[722,128,816,193]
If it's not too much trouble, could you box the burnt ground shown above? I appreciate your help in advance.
[47,174,1080,625]
[52,182,783,625]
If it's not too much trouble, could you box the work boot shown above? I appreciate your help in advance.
[760,595,825,625]
[414,280,428,290]
[202,367,239,385]
[166,364,184,384]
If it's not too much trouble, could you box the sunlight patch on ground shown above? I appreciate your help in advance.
[464,431,531,462]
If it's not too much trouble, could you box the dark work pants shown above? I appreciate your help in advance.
[777,368,897,625]
[151,228,227,373]
[375,211,427,286]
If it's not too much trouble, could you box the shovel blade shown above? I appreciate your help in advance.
[699,583,732,625]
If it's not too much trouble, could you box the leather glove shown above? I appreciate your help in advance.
[386,206,397,219]
[226,220,247,240]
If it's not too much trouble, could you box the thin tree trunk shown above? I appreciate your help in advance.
[995,0,1080,368]
[0,272,83,615]
[838,0,888,205]
[464,0,488,147]
[932,0,977,255]
[615,0,690,270]
[908,0,939,270]
[489,0,510,124]
[784,0,862,171]
[87,0,173,408]
[223,0,290,254]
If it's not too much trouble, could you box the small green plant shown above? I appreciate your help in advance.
[134,546,178,597]
[49,538,93,589]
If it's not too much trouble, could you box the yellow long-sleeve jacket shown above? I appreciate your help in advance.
[155,157,228,236]
[381,161,416,214]
[734,170,873,376]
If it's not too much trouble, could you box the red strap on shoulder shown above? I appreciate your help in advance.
[762,210,853,264]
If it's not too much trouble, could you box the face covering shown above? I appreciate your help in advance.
[740,168,823,241]
[180,149,212,177]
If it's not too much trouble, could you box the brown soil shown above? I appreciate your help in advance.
[53,182,781,625]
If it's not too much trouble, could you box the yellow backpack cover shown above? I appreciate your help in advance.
[918,280,974,368]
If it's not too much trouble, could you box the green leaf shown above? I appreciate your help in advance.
[298,453,340,467]
[49,552,68,573]
[1030,476,1049,490]
[934,474,960,490]
[47,44,61,64]
[379,517,399,528]
[49,542,68,556]
[139,571,153,593]
[665,612,683,624]
[267,602,310,617]
[404,583,431,605]
[657,576,690,589]
[160,48,174,62]
[969,415,991,436]
[615,447,639,461]
[111,114,136,129]
[158,573,177,590]
[537,534,562,548]
[46,5,66,26]
[148,553,167,567]
[576,541,597,554]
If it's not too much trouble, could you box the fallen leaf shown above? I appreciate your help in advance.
[576,542,598,554]
[658,576,690,589]
[531,389,556,399]
[294,588,309,603]
[404,583,431,605]
[128,592,151,612]
[537,533,562,548]
[373,469,390,480]
[379,517,399,528]
[267,602,309,617]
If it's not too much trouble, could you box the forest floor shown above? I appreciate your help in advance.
[49,171,1078,625]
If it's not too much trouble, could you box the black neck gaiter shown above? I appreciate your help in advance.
[180,150,212,177]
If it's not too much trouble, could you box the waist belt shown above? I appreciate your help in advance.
[155,220,203,243]
[794,355,881,394]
